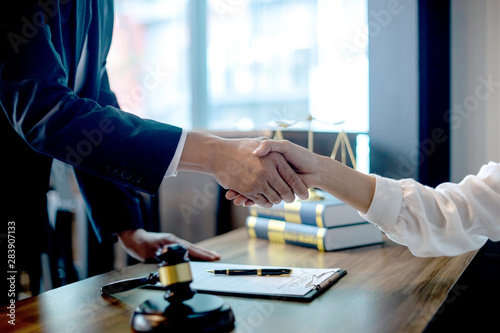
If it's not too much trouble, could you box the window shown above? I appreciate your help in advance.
[207,0,368,133]
[108,0,369,171]
[108,0,191,126]
[109,0,368,130]
[207,0,317,130]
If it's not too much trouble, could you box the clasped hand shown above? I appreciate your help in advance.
[224,138,320,207]
[180,133,311,208]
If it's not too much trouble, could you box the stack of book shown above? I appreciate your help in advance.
[246,190,383,251]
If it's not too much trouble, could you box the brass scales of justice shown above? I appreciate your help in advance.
[272,112,357,202]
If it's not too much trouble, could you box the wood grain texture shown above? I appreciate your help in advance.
[0,228,477,333]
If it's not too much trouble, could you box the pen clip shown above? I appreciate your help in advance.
[305,271,337,289]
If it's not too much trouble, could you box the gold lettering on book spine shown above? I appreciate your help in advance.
[315,204,325,228]
[268,219,286,243]
[284,202,301,223]
[316,228,327,251]
[289,232,317,246]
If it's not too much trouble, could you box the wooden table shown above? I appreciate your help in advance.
[0,228,477,333]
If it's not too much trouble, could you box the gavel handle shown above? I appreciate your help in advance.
[101,273,159,296]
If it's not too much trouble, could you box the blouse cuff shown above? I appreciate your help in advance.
[361,175,403,231]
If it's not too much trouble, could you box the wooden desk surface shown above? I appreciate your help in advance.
[1,228,477,333]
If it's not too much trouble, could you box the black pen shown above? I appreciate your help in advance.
[206,268,293,276]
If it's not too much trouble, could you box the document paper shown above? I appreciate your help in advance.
[189,262,340,297]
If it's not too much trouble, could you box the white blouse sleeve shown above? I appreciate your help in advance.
[360,162,500,257]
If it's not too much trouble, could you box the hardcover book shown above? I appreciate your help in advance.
[246,216,383,251]
[248,190,363,228]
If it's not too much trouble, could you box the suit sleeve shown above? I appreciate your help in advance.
[73,69,148,242]
[0,7,181,196]
[74,169,145,243]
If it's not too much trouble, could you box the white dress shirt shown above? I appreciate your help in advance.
[75,36,88,94]
[164,129,186,177]
[361,162,500,257]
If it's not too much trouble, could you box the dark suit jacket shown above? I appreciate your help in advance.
[0,1,182,240]
[0,0,182,194]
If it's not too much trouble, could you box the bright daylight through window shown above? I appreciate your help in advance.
[107,0,369,171]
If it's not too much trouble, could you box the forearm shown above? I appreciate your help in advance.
[250,139,374,209]
[315,156,376,214]
[178,131,219,174]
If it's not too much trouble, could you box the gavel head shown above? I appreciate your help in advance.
[155,243,195,303]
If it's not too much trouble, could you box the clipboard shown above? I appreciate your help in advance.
[145,262,347,303]
[193,269,347,303]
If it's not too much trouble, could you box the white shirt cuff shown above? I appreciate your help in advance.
[360,175,403,230]
[164,129,187,178]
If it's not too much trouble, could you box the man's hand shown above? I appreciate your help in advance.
[253,139,321,187]
[117,229,220,262]
[179,132,309,208]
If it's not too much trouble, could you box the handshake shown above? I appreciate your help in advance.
[224,138,321,208]
[178,132,326,209]
[120,132,376,263]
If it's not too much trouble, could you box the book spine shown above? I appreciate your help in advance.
[246,216,327,251]
[248,202,326,227]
